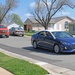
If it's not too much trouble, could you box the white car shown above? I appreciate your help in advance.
[9,27,24,36]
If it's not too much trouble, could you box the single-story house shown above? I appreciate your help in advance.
[8,23,23,29]
[69,21,75,34]
[24,16,74,31]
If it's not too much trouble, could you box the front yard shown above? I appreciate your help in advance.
[0,52,48,75]
[25,31,37,36]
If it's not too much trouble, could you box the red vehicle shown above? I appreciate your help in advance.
[0,25,9,38]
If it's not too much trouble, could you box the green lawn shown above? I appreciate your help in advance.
[25,31,37,36]
[0,52,48,75]
[25,32,34,36]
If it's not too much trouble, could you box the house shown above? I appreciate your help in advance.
[69,21,75,34]
[24,16,74,31]
[8,23,23,29]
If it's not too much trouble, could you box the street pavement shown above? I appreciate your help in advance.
[0,36,75,75]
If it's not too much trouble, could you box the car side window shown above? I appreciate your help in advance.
[38,31,45,36]
[46,32,50,36]
[12,27,15,30]
[38,31,53,38]
[46,31,53,38]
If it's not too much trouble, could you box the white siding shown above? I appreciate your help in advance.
[8,23,23,29]
[50,24,54,30]
[59,24,62,30]
[54,24,57,30]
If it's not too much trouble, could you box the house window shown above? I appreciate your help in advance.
[50,24,54,30]
[73,25,75,31]
[65,21,69,29]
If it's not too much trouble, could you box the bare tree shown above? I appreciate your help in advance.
[3,14,14,24]
[31,0,75,30]
[0,0,18,24]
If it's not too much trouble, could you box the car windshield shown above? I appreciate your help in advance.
[52,31,72,38]
[0,25,5,28]
[16,27,23,30]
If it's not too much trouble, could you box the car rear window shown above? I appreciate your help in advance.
[16,27,23,30]
[0,25,5,28]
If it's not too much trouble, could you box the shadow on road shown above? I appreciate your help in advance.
[22,46,75,55]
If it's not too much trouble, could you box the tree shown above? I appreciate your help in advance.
[31,0,75,30]
[11,14,24,26]
[3,14,14,24]
[0,0,18,24]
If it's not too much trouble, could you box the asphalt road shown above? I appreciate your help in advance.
[0,36,75,71]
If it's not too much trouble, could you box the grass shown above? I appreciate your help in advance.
[25,31,37,36]
[25,32,34,36]
[0,52,48,75]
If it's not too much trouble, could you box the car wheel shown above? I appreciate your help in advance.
[22,34,24,36]
[13,32,15,35]
[33,41,37,49]
[6,35,9,38]
[54,44,60,54]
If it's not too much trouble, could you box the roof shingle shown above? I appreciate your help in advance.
[25,16,74,24]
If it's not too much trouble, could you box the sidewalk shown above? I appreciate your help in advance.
[0,67,13,75]
[0,48,75,75]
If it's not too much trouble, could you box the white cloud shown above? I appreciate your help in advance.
[24,13,33,18]
[30,1,51,8]
[30,2,35,8]
[61,11,70,15]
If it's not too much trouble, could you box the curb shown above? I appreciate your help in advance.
[0,48,75,75]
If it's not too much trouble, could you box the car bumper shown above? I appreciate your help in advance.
[14,32,24,35]
[61,49,75,53]
[60,45,75,53]
[0,33,9,36]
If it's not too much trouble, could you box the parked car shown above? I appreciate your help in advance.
[31,30,75,53]
[0,24,9,38]
[9,27,25,36]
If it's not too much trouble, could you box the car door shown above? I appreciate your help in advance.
[44,31,55,50]
[37,31,46,47]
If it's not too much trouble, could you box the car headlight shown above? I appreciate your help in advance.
[60,41,70,45]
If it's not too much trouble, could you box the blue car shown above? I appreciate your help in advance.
[31,30,75,53]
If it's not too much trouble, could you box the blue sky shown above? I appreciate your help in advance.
[0,0,75,22]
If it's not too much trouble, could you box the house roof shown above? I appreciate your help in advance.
[25,16,74,24]
[50,16,74,23]
[7,23,23,29]
[69,21,75,24]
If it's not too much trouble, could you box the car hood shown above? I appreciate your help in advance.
[57,37,75,44]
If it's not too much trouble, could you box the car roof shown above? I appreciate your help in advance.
[40,30,65,33]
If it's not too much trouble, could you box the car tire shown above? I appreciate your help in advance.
[33,41,37,49]
[22,34,24,36]
[13,32,15,35]
[6,35,9,38]
[54,44,60,54]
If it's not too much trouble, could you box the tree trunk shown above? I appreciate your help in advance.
[44,25,48,30]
